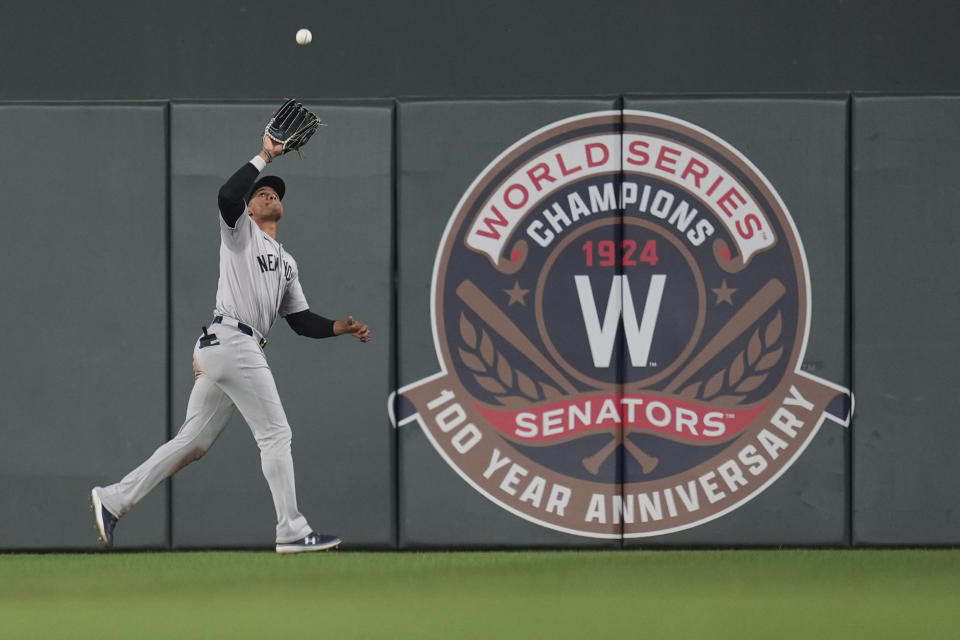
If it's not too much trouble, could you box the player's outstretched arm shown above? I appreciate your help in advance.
[286,310,371,342]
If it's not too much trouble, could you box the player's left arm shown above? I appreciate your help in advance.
[286,310,371,342]
[280,257,371,342]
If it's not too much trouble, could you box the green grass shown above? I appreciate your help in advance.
[1,550,958,639]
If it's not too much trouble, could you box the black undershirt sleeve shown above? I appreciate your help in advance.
[217,162,261,227]
[285,309,337,339]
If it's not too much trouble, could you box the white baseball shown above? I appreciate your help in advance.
[296,28,312,46]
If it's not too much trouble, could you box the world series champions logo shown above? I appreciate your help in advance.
[389,111,852,538]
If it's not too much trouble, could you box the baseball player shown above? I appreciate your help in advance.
[91,101,370,553]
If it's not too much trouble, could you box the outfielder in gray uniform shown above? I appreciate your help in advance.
[91,129,371,553]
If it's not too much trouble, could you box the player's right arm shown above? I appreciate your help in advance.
[217,135,284,228]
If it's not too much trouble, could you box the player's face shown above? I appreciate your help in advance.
[248,187,284,222]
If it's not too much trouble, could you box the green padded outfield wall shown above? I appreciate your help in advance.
[620,97,851,546]
[0,104,168,549]
[395,99,623,548]
[852,96,960,545]
[166,102,394,549]
[4,95,960,550]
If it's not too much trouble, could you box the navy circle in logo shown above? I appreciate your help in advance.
[536,217,705,389]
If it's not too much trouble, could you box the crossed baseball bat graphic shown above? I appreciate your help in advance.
[456,277,785,476]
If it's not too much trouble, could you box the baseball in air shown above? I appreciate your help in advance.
[296,28,313,46]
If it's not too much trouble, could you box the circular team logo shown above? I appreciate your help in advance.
[391,111,851,538]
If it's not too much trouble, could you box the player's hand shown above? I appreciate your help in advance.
[338,316,371,342]
[261,134,284,161]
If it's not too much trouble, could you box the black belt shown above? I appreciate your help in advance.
[213,316,267,348]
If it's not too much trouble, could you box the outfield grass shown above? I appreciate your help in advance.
[0,549,958,639]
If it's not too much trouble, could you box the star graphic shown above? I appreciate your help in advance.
[712,280,737,305]
[504,281,530,306]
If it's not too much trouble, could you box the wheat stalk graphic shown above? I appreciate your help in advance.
[677,311,784,405]
[458,313,561,407]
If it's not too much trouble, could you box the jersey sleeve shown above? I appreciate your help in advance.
[219,207,253,251]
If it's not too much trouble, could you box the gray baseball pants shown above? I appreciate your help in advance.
[98,322,312,543]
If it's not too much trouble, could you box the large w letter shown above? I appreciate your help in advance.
[574,275,666,368]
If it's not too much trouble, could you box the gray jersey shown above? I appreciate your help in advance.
[214,198,309,338]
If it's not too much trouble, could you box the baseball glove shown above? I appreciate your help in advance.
[264,98,321,154]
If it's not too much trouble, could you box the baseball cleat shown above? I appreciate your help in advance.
[90,487,118,548]
[276,532,341,554]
